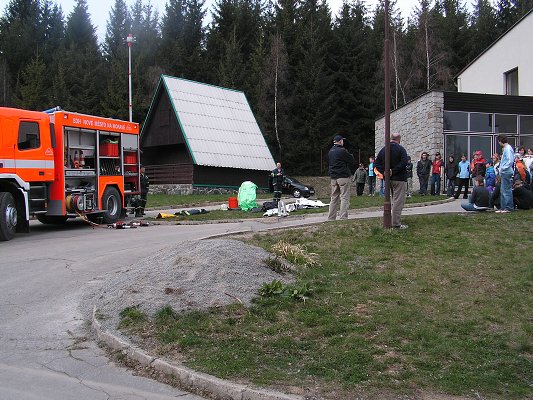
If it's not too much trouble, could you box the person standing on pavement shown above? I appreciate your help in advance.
[445,155,458,197]
[430,152,443,195]
[271,162,284,204]
[416,152,431,195]
[136,165,150,217]
[367,156,376,196]
[497,134,514,213]
[406,156,413,197]
[454,154,470,199]
[328,135,356,220]
[374,132,409,229]
[354,163,367,196]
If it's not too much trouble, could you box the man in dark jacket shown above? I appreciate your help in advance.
[375,132,409,229]
[136,165,150,217]
[271,162,284,204]
[327,135,356,220]
[416,152,432,195]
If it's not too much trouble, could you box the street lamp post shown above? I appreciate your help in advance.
[125,34,136,122]
[383,0,392,229]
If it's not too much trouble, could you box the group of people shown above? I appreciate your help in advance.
[326,133,533,227]
[459,137,533,212]
[327,133,409,229]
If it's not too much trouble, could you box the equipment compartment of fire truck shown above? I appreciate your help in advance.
[0,107,141,241]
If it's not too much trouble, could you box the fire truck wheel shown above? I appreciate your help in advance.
[102,187,122,224]
[36,214,68,225]
[0,192,17,241]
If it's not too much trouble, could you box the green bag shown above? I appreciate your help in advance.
[237,181,258,211]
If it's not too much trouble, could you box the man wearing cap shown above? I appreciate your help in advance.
[327,135,356,220]
[374,132,409,229]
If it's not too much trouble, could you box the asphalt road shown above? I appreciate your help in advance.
[0,199,462,400]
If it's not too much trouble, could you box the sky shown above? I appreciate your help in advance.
[0,0,433,42]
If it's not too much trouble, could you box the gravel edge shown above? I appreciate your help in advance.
[92,306,303,400]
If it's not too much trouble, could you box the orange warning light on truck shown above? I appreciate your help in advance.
[0,107,141,241]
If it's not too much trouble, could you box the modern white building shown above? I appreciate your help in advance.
[375,9,533,192]
[457,9,533,96]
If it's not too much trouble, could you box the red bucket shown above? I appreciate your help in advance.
[228,197,238,209]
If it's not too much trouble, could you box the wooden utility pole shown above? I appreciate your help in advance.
[383,0,392,229]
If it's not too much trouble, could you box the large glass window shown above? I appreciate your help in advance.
[445,134,468,160]
[505,68,518,96]
[18,121,40,150]
[495,114,517,133]
[470,113,493,132]
[519,136,533,151]
[443,111,468,131]
[470,136,492,160]
[520,116,533,134]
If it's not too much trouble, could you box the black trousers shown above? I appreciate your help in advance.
[273,184,282,202]
[454,178,469,199]
[356,183,365,196]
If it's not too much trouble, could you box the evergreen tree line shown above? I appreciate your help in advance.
[0,0,532,174]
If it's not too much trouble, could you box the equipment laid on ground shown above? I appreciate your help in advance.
[0,106,141,240]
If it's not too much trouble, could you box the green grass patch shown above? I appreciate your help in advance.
[148,193,435,222]
[120,211,533,398]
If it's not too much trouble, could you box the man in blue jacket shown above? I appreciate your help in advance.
[327,135,356,220]
[375,132,408,229]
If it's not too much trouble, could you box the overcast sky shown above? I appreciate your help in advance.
[0,0,442,42]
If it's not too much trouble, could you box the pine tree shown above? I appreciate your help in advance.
[130,0,162,123]
[288,0,335,175]
[160,0,187,75]
[0,0,43,105]
[16,53,48,110]
[469,0,498,60]
[331,0,376,163]
[102,0,132,119]
[61,0,104,114]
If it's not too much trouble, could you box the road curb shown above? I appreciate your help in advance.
[92,307,303,400]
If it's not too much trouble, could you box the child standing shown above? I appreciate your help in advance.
[454,154,471,199]
[367,157,376,196]
[445,155,458,197]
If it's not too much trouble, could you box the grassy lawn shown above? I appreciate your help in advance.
[149,193,437,221]
[120,211,533,399]
[146,193,272,208]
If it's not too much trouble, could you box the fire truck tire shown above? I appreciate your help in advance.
[102,187,122,224]
[0,192,17,241]
[36,214,68,225]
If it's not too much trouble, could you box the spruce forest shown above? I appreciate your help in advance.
[0,0,532,174]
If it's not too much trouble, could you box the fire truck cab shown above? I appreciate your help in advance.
[0,107,141,241]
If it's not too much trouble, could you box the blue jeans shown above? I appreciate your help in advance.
[430,173,441,195]
[461,202,487,212]
[500,172,514,211]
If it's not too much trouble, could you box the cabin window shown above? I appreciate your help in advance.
[18,121,41,150]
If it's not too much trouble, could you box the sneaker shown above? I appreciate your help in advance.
[393,224,408,230]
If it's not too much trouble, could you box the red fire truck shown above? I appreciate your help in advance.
[0,107,141,241]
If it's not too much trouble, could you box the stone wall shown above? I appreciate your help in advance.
[375,91,444,192]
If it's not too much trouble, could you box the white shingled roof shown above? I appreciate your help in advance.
[162,75,275,171]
